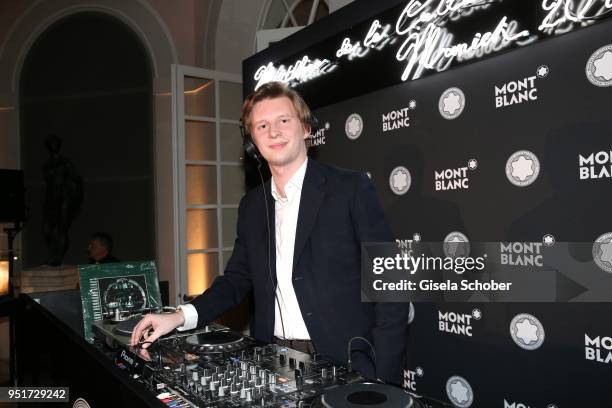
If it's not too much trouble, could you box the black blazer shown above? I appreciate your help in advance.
[189,159,409,384]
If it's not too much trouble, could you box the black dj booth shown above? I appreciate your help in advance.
[16,291,444,407]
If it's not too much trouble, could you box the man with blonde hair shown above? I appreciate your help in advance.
[132,82,408,384]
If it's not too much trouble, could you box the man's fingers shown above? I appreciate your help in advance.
[142,329,162,348]
[131,316,150,346]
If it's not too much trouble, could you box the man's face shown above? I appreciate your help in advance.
[88,239,108,261]
[250,96,308,168]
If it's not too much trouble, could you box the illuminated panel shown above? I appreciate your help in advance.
[187,209,218,250]
[184,77,215,117]
[0,261,8,296]
[186,121,216,161]
[187,253,219,296]
[186,165,216,205]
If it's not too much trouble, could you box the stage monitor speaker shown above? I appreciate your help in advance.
[0,169,25,223]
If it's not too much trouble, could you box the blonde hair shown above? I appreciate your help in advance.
[241,82,313,137]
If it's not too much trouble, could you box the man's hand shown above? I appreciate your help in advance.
[130,310,186,348]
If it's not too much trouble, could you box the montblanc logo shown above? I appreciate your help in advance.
[306,122,329,148]
[443,231,470,258]
[586,44,612,87]
[592,232,612,273]
[381,100,416,132]
[500,242,543,267]
[585,333,612,364]
[446,375,474,408]
[435,159,478,191]
[403,366,424,391]
[504,400,557,408]
[506,150,540,187]
[439,87,465,120]
[345,113,363,139]
[579,149,612,180]
[438,309,481,337]
[396,237,416,257]
[389,166,411,195]
[543,234,555,247]
[495,66,548,109]
[510,313,545,350]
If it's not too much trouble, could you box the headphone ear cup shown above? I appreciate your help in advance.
[244,139,261,162]
[241,123,262,163]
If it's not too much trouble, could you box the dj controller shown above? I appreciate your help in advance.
[92,310,448,408]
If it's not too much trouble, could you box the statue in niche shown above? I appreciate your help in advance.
[42,134,83,266]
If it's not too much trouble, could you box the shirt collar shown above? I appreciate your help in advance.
[271,157,308,202]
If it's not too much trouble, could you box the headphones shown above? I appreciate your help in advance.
[241,114,320,165]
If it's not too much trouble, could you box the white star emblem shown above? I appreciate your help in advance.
[511,155,535,181]
[413,233,421,242]
[472,308,482,320]
[408,99,417,109]
[468,159,478,170]
[416,367,424,377]
[537,65,549,78]
[543,234,555,246]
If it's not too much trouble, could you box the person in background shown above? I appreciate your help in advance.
[88,232,119,264]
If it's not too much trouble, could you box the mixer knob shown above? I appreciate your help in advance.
[210,381,217,391]
[218,386,225,397]
[321,368,327,379]
[245,388,252,402]
[192,371,199,381]
[200,376,208,386]
[332,366,337,377]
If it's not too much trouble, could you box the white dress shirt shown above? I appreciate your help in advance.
[177,158,311,339]
[271,157,310,339]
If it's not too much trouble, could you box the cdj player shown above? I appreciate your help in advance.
[93,311,448,408]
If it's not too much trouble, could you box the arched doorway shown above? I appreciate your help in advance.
[20,12,155,267]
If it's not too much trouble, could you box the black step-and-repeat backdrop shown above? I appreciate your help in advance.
[243,1,612,406]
